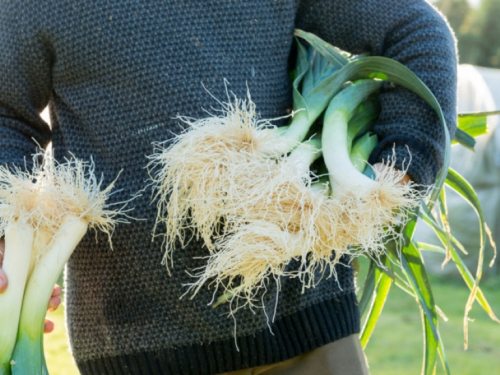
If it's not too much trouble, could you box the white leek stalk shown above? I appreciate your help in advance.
[346,95,380,153]
[5,155,127,375]
[349,132,378,173]
[323,79,383,190]
[0,222,34,375]
[323,79,422,256]
[286,134,322,175]
[11,216,87,375]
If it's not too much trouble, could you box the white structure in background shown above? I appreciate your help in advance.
[416,64,500,275]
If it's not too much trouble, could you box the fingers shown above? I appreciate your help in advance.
[0,268,7,294]
[48,285,62,312]
[51,285,62,298]
[48,296,61,312]
[44,319,55,334]
[45,285,63,334]
[0,238,6,294]
[372,162,411,185]
[0,237,4,265]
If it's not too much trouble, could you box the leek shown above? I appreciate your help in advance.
[0,222,34,375]
[298,30,500,375]
[0,155,129,375]
[0,163,62,375]
[149,40,349,265]
[195,94,381,307]
[11,216,87,375]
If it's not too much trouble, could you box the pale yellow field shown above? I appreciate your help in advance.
[44,306,79,375]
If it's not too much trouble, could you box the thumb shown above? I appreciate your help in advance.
[0,269,7,293]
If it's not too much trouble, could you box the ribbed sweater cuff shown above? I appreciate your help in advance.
[76,291,360,375]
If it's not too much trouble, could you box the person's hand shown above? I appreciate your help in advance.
[0,238,62,334]
[372,162,411,185]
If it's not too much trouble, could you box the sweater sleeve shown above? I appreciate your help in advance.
[296,0,458,186]
[0,1,53,169]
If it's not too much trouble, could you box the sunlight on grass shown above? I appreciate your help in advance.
[44,305,79,375]
[358,257,500,375]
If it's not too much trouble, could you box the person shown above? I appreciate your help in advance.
[0,0,457,374]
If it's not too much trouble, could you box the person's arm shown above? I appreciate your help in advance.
[0,0,52,167]
[296,0,457,186]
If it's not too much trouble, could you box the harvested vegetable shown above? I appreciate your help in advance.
[0,153,128,375]
[186,85,390,305]
[151,29,500,375]
[148,41,347,264]
[0,162,62,375]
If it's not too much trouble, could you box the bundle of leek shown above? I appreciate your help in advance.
[0,153,129,375]
[186,80,416,306]
[150,32,433,301]
[294,31,500,375]
[151,30,499,374]
[148,39,351,264]
[0,162,59,375]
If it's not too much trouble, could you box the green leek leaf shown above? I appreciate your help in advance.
[453,128,476,150]
[419,204,468,256]
[350,132,378,172]
[417,242,446,254]
[453,110,500,149]
[295,34,451,206]
[358,260,377,318]
[386,225,449,375]
[294,29,349,68]
[419,205,499,324]
[291,39,310,115]
[360,256,393,349]
[444,168,494,348]
[347,95,380,147]
[458,110,500,137]
[405,219,449,375]
[438,189,453,265]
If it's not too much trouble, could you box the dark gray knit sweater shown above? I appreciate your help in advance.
[0,0,456,374]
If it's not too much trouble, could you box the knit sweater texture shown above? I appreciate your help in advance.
[0,0,457,374]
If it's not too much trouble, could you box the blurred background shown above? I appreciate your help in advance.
[43,1,500,374]
[417,0,500,279]
[434,0,500,69]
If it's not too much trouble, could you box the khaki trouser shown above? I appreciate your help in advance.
[220,334,369,375]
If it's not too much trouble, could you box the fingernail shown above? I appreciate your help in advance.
[0,276,6,291]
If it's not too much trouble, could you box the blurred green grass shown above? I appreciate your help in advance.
[44,264,500,375]
[358,257,500,375]
[363,278,500,374]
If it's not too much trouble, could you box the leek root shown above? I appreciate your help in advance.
[149,41,347,266]
[0,154,129,375]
